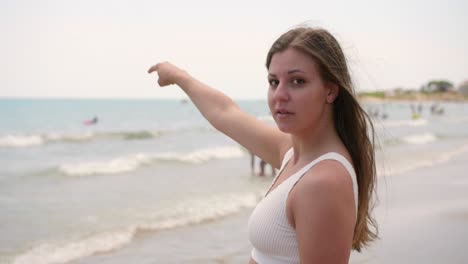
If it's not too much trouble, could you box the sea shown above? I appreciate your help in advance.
[1,98,468,264]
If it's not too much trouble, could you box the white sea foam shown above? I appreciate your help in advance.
[0,133,96,148]
[11,191,260,264]
[381,143,468,176]
[0,123,229,149]
[142,192,260,230]
[379,159,435,176]
[45,132,95,142]
[0,129,166,149]
[381,119,428,128]
[58,146,245,176]
[402,133,437,145]
[436,143,468,163]
[12,230,134,264]
[0,135,44,147]
[58,155,150,176]
[175,146,245,164]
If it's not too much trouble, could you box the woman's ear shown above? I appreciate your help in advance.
[326,82,339,104]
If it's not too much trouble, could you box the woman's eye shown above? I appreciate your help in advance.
[292,79,305,85]
[269,79,279,86]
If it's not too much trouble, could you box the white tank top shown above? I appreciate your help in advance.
[248,148,358,264]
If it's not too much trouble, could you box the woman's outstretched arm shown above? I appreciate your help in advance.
[148,62,291,168]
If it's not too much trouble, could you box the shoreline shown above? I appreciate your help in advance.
[358,94,468,103]
[71,150,468,264]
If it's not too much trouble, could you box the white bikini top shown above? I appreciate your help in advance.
[248,148,358,264]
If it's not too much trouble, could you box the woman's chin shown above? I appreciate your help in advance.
[276,124,294,134]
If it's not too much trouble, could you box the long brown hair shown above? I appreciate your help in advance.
[266,27,378,251]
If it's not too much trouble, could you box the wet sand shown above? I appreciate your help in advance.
[350,153,468,264]
[74,153,468,264]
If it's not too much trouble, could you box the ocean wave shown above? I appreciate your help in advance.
[57,146,245,176]
[11,192,261,264]
[380,119,428,128]
[382,132,438,146]
[0,135,44,147]
[0,130,164,148]
[401,133,437,145]
[11,230,134,264]
[381,142,468,176]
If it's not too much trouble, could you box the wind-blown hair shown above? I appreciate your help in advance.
[266,27,378,251]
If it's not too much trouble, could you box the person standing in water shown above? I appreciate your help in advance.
[249,151,256,176]
[258,159,276,177]
[148,26,378,263]
[250,150,276,177]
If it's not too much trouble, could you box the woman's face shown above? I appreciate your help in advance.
[267,47,331,135]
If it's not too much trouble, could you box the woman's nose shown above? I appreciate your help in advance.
[273,83,289,101]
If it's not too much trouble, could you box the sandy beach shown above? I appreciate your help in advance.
[350,152,468,264]
[71,150,468,264]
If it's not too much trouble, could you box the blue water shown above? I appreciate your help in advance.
[1,99,468,264]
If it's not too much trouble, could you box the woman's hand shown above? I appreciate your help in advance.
[147,62,188,87]
[148,61,289,170]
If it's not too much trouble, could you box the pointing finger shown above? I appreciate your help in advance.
[147,64,159,74]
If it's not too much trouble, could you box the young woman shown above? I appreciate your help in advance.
[148,26,378,264]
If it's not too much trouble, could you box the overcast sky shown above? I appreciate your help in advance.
[1,0,467,99]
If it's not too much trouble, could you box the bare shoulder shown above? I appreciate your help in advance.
[288,159,356,225]
[298,160,353,192]
[287,160,356,262]
[303,160,352,189]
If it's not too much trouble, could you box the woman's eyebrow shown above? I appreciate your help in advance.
[287,69,305,74]
[268,69,305,77]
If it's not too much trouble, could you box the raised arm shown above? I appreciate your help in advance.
[148,62,291,168]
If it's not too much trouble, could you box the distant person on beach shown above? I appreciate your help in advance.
[149,26,378,263]
[250,151,276,177]
[258,159,276,177]
[249,151,255,175]
[410,104,421,120]
[83,116,98,125]
[430,103,444,115]
[367,106,387,120]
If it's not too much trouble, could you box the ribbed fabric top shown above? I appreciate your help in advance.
[248,148,358,264]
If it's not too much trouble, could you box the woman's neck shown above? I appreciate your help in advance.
[290,119,343,165]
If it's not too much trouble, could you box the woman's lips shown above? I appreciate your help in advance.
[276,109,294,117]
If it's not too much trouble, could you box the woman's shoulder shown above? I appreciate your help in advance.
[301,159,353,191]
[290,158,356,208]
